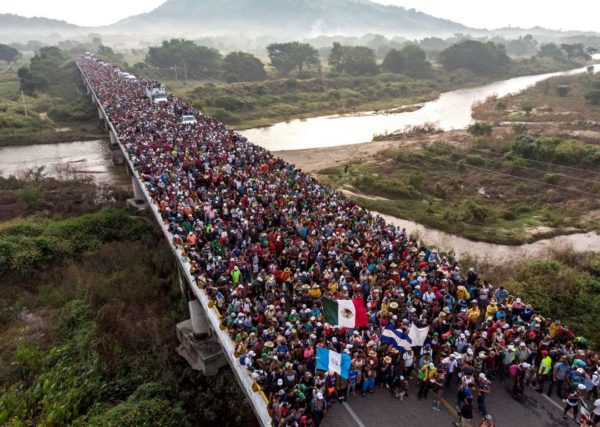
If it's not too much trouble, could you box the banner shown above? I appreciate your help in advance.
[408,324,430,347]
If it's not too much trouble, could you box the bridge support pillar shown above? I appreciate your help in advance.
[188,300,210,338]
[109,129,118,147]
[126,169,148,210]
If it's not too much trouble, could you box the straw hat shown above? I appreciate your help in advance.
[264,341,274,348]
[383,356,392,364]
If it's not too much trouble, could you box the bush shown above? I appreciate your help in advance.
[555,85,571,97]
[543,173,561,185]
[585,89,600,105]
[467,122,493,136]
[0,208,152,274]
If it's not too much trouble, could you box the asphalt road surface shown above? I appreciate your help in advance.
[322,378,585,427]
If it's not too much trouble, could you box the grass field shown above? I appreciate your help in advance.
[317,136,600,245]
[0,57,103,148]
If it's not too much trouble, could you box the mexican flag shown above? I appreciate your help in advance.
[323,297,368,328]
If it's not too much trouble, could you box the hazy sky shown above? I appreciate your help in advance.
[0,0,598,31]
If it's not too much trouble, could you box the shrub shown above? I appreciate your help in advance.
[585,89,600,105]
[467,122,493,136]
[543,173,561,185]
[555,85,570,97]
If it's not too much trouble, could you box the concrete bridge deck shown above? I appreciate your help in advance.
[76,61,272,427]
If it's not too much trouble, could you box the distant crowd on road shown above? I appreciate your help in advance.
[78,55,600,427]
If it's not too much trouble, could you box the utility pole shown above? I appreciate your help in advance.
[183,62,188,84]
[20,90,28,118]
[173,64,178,82]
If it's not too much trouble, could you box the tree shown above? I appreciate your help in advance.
[96,45,125,66]
[382,49,406,73]
[399,45,431,77]
[147,39,222,76]
[506,35,538,56]
[0,44,19,63]
[328,43,377,76]
[18,46,66,95]
[538,43,566,62]
[222,52,266,82]
[560,43,591,60]
[267,42,319,76]
[328,42,345,72]
[439,40,510,75]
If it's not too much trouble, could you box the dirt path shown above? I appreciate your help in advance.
[274,130,468,172]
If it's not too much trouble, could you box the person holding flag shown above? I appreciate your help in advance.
[322,297,368,329]
[380,325,413,353]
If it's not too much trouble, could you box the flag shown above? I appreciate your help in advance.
[316,346,351,379]
[322,297,368,328]
[408,324,430,347]
[380,326,413,352]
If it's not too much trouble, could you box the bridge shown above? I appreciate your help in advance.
[76,57,272,426]
[74,57,587,427]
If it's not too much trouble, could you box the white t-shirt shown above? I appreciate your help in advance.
[593,399,600,416]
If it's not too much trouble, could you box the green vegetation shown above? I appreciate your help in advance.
[473,72,600,124]
[147,38,222,77]
[0,186,253,426]
[439,40,510,75]
[467,122,493,136]
[223,51,267,82]
[328,42,378,76]
[381,45,432,78]
[0,208,153,274]
[475,250,600,347]
[180,73,443,128]
[0,47,102,147]
[0,44,19,63]
[318,140,600,244]
[267,41,320,76]
[512,136,600,165]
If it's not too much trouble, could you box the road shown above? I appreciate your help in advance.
[322,378,580,427]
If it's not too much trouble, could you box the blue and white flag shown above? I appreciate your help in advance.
[316,346,351,379]
[380,326,413,352]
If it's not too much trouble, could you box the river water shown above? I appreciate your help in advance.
[1,64,598,259]
[242,63,600,151]
[0,140,127,185]
[375,212,600,262]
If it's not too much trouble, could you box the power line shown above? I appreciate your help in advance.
[452,141,600,178]
[428,154,600,198]
[426,143,600,186]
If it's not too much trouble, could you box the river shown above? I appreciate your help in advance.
[0,140,128,185]
[374,212,600,262]
[1,64,598,260]
[241,63,600,151]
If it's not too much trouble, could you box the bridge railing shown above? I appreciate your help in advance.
[76,63,272,427]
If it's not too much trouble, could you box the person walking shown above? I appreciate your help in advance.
[417,363,437,400]
[477,373,492,416]
[563,384,584,421]
[548,356,569,399]
[311,392,327,427]
[454,395,474,427]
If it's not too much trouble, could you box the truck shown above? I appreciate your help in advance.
[145,87,168,105]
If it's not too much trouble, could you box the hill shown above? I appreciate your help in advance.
[112,0,470,38]
[0,13,78,32]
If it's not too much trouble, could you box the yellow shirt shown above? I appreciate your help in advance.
[467,307,481,321]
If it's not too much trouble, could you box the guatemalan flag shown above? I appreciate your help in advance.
[316,346,352,379]
[380,326,413,352]
[322,297,368,328]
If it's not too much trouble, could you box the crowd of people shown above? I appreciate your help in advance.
[78,55,600,427]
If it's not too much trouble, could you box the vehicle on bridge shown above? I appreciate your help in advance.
[181,114,197,125]
[146,87,168,105]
